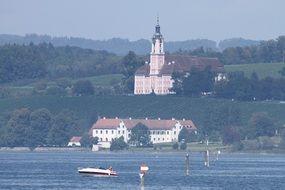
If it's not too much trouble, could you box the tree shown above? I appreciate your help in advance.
[180,142,187,150]
[178,127,190,143]
[80,133,98,148]
[72,80,94,96]
[172,142,179,150]
[182,67,215,97]
[249,112,276,138]
[222,126,241,145]
[121,51,144,93]
[110,136,128,151]
[27,108,53,147]
[171,72,184,95]
[46,110,79,146]
[5,108,31,147]
[129,123,151,147]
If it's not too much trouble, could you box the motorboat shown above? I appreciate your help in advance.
[78,166,118,176]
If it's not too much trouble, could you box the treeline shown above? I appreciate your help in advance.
[0,107,95,148]
[175,36,285,65]
[0,43,121,83]
[198,103,281,150]
[172,68,285,101]
[215,71,285,101]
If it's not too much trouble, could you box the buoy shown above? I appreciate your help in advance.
[140,163,149,175]
[139,163,149,186]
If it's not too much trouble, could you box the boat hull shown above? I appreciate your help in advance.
[78,167,118,176]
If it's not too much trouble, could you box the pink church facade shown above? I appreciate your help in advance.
[134,19,225,95]
[134,19,173,95]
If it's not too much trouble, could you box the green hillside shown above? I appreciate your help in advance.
[1,74,124,98]
[1,95,285,129]
[225,62,285,79]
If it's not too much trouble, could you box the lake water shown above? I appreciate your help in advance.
[0,151,285,190]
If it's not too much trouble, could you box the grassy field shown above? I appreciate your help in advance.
[1,95,285,129]
[225,62,285,79]
[0,74,124,98]
[74,74,124,87]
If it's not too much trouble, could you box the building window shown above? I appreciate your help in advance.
[100,138,103,141]
[106,130,108,134]
[96,130,98,134]
[106,138,108,141]
[118,131,120,134]
[123,130,125,134]
[100,130,102,134]
[157,131,160,135]
[174,131,176,135]
[112,130,114,134]
[153,138,156,141]
[162,138,164,141]
[158,138,160,141]
[167,131,169,135]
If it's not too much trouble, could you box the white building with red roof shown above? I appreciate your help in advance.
[90,117,197,148]
[67,136,82,147]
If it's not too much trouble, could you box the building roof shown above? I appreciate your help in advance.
[135,55,224,76]
[69,136,81,142]
[90,118,197,131]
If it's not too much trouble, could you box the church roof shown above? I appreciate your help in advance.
[90,118,197,131]
[135,64,150,76]
[135,55,225,76]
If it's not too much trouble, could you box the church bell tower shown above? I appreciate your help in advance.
[150,17,165,75]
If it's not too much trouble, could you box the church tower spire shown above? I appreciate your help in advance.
[150,17,165,75]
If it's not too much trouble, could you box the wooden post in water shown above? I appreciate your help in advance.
[185,153,190,176]
[204,138,210,167]
[204,150,210,167]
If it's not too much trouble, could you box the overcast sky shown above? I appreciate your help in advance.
[0,0,284,42]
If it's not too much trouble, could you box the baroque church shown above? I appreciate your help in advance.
[134,19,225,95]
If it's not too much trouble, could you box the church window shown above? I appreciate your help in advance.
[118,131,121,134]
[100,138,103,141]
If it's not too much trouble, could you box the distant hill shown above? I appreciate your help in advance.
[219,38,260,50]
[0,34,219,55]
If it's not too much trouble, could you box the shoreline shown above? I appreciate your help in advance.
[0,147,285,154]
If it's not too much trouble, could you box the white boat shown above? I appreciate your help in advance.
[78,167,118,176]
